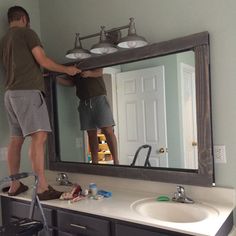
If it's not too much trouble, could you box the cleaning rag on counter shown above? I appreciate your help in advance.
[97,190,112,198]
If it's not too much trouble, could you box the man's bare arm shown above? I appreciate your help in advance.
[32,46,81,76]
[56,68,103,87]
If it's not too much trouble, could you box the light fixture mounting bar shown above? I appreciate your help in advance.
[79,24,129,41]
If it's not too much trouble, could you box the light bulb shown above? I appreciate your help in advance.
[74,53,81,58]
[127,41,137,48]
[100,47,109,54]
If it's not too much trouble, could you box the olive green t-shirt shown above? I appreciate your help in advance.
[74,75,107,100]
[0,27,45,92]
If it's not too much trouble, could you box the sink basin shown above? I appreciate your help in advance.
[131,198,219,223]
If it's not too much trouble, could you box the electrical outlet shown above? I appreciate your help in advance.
[214,145,226,163]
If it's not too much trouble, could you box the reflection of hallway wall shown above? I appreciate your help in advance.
[56,84,85,162]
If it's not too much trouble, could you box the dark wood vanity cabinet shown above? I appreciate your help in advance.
[1,196,112,236]
[0,196,216,236]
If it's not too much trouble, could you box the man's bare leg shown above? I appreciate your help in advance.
[28,131,49,193]
[102,127,119,165]
[87,130,99,164]
[7,136,24,193]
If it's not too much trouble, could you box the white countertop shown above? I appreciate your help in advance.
[0,171,235,236]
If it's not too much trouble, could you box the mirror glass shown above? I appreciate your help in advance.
[56,50,198,169]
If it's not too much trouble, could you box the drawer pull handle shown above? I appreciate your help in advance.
[70,223,87,230]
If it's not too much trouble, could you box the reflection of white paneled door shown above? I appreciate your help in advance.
[180,63,198,169]
[116,66,168,167]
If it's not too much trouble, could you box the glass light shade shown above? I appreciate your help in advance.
[66,48,91,59]
[90,26,118,55]
[118,35,148,48]
[90,42,118,54]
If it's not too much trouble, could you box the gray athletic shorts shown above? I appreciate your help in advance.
[78,95,115,130]
[4,90,52,137]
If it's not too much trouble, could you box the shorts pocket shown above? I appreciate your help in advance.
[33,92,44,108]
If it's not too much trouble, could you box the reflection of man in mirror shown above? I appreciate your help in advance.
[57,68,119,165]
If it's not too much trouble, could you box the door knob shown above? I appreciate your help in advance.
[159,147,165,153]
[192,141,198,146]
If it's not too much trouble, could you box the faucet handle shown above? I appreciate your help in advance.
[176,186,186,198]
[56,172,73,186]
[176,185,185,195]
[173,185,194,204]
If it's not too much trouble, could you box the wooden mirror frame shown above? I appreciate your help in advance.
[45,31,214,186]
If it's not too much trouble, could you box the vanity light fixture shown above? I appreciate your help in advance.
[65,18,148,59]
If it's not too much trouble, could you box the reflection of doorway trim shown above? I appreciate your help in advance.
[103,67,121,156]
[179,63,197,169]
[103,67,121,137]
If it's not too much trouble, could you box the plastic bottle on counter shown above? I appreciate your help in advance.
[89,183,97,196]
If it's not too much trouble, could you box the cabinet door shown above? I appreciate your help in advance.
[1,197,54,227]
[115,223,189,236]
[57,210,111,236]
[38,228,55,236]
[58,231,74,236]
[1,197,55,236]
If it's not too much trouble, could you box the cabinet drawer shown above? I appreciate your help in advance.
[57,210,111,236]
[115,223,189,236]
[38,228,54,236]
[115,223,165,236]
[58,231,73,236]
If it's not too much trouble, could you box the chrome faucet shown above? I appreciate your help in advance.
[172,185,194,204]
[56,173,73,186]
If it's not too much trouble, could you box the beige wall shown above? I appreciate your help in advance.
[38,0,236,186]
[38,0,236,222]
